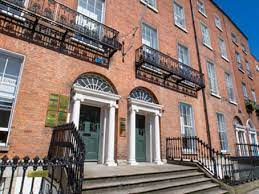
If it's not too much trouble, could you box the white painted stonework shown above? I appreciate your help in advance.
[128,98,163,165]
[71,86,120,166]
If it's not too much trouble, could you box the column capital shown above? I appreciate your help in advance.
[107,103,118,109]
[72,94,84,102]
[153,112,162,117]
[129,106,139,113]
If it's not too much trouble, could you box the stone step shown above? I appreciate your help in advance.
[83,176,212,194]
[146,182,227,194]
[84,170,204,190]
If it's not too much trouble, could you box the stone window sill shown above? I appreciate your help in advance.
[175,23,188,33]
[0,145,9,152]
[211,92,221,99]
[140,0,158,13]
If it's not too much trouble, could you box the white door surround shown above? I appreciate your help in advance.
[71,86,120,166]
[128,98,163,165]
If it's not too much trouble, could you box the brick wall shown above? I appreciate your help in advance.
[0,0,258,160]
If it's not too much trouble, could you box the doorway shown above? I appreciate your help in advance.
[79,105,101,161]
[136,114,146,162]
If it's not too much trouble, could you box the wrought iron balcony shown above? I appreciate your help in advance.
[0,0,121,67]
[136,45,205,97]
[236,143,259,157]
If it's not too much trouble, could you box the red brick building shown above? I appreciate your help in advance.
[0,0,258,166]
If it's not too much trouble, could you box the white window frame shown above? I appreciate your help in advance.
[219,38,228,61]
[245,60,251,75]
[177,44,190,66]
[241,43,248,54]
[179,102,195,151]
[231,33,238,45]
[200,22,212,49]
[207,61,219,95]
[216,113,228,152]
[173,2,186,31]
[235,51,243,71]
[214,14,222,31]
[141,23,158,49]
[241,82,248,99]
[0,49,24,147]
[77,0,105,23]
[225,72,235,103]
[140,0,158,11]
[251,89,257,103]
[197,0,206,17]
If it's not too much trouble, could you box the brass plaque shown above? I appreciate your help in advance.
[27,170,48,178]
[120,118,126,136]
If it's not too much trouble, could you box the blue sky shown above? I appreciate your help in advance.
[214,0,259,60]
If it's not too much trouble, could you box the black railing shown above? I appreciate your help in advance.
[136,45,205,97]
[236,143,259,157]
[0,123,85,194]
[166,136,259,185]
[0,0,121,66]
[166,137,234,184]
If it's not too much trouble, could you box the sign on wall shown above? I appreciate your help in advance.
[45,94,69,127]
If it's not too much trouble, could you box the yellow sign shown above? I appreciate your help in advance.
[27,170,48,178]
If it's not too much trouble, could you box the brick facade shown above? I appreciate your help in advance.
[0,0,258,162]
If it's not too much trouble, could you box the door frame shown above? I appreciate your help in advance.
[72,87,120,165]
[135,113,147,162]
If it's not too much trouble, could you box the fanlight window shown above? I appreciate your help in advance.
[74,74,115,94]
[130,87,156,103]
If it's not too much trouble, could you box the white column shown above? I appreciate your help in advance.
[72,98,81,129]
[128,108,138,165]
[105,104,117,166]
[101,107,108,164]
[153,113,163,165]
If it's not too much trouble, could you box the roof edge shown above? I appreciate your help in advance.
[211,0,248,40]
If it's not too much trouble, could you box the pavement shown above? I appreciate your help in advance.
[247,188,259,194]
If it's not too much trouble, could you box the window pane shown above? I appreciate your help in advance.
[174,3,185,28]
[0,108,11,128]
[0,131,8,144]
[142,24,157,49]
[178,44,189,65]
[217,113,228,151]
[0,56,7,73]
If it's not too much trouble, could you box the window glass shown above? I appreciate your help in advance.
[201,23,211,47]
[178,44,189,66]
[174,2,186,29]
[245,60,251,74]
[142,0,156,8]
[231,33,238,44]
[215,15,222,30]
[216,113,228,151]
[77,0,104,22]
[252,90,257,102]
[207,61,218,94]
[242,82,248,99]
[225,73,235,102]
[142,23,158,49]
[197,0,206,15]
[219,38,228,59]
[0,51,23,145]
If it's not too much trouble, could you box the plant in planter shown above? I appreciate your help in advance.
[245,99,255,113]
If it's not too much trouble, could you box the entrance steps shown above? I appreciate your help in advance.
[82,163,228,194]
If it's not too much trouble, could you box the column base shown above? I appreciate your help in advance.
[105,161,117,167]
[154,160,164,165]
[128,160,138,165]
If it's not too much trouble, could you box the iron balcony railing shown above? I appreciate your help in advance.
[0,0,121,66]
[236,143,259,157]
[0,123,85,194]
[136,45,205,91]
